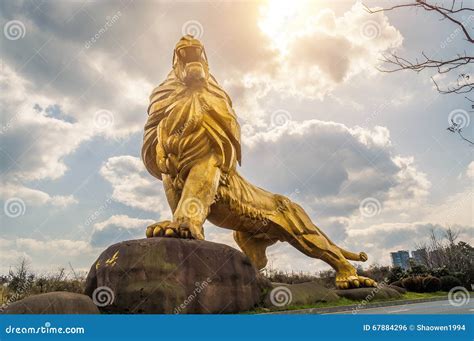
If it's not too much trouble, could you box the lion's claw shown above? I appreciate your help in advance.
[336,274,377,289]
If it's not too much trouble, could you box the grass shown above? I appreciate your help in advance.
[401,291,447,300]
[248,291,449,314]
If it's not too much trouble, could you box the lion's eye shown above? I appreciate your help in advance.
[180,49,186,58]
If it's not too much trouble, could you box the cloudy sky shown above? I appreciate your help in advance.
[1,0,472,275]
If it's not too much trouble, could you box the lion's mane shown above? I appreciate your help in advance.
[142,70,241,187]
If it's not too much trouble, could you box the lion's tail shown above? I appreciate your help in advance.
[338,249,368,262]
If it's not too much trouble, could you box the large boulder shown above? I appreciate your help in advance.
[264,281,339,308]
[84,238,267,313]
[2,292,100,314]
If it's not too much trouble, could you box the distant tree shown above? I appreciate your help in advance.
[6,258,35,301]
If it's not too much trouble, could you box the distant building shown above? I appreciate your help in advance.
[411,248,428,266]
[391,250,410,269]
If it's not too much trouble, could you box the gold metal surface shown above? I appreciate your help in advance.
[142,35,376,289]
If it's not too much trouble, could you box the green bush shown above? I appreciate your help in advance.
[388,266,406,283]
[401,276,424,292]
[408,264,429,276]
[440,276,462,291]
[422,276,441,292]
[401,276,442,293]
[430,267,450,278]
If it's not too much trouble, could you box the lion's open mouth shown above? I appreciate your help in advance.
[178,46,206,85]
[179,46,202,66]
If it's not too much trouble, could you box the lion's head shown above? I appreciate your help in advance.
[172,35,209,87]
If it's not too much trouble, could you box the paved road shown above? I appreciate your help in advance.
[326,299,474,315]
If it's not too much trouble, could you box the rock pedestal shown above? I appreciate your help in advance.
[84,238,267,314]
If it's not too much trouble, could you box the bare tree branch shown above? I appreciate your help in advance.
[365,0,473,94]
[364,1,474,42]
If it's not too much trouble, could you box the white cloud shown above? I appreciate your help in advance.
[0,183,77,208]
[242,119,430,228]
[15,238,92,257]
[424,162,473,227]
[90,214,155,247]
[0,65,92,182]
[0,237,96,274]
[99,156,170,217]
[206,226,238,249]
[467,161,474,179]
[227,1,403,123]
[0,65,86,208]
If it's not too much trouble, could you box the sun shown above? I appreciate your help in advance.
[258,0,323,55]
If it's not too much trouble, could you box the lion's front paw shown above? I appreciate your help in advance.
[145,221,195,239]
[145,220,174,238]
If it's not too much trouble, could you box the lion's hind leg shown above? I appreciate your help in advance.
[233,231,276,270]
[282,231,376,289]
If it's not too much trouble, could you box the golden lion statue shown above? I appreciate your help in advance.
[142,35,376,289]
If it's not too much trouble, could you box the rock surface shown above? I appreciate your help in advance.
[84,238,267,314]
[2,292,100,314]
[335,285,402,301]
[387,284,407,294]
[264,281,339,308]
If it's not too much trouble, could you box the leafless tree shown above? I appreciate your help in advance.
[364,0,474,96]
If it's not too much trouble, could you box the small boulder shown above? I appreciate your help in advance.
[264,281,339,308]
[2,292,100,314]
[335,285,402,301]
[388,284,407,294]
[85,238,267,313]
